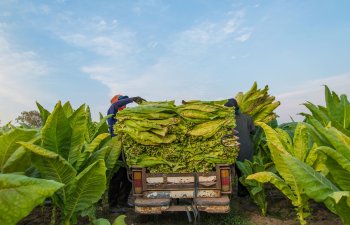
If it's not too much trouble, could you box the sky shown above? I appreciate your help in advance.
[0,0,349,124]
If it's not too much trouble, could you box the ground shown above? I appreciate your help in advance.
[20,187,342,225]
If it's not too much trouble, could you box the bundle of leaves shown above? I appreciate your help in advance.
[235,81,280,124]
[115,101,239,173]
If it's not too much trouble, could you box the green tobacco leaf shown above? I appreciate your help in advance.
[112,215,126,225]
[303,102,330,126]
[76,133,110,170]
[293,123,310,162]
[309,118,350,160]
[247,171,296,205]
[254,102,280,123]
[85,106,95,143]
[325,192,350,225]
[92,115,112,140]
[189,119,226,139]
[36,102,51,126]
[241,81,258,103]
[341,95,350,130]
[325,86,347,130]
[42,101,72,159]
[3,148,30,173]
[304,122,328,148]
[93,218,111,225]
[236,160,252,176]
[0,128,38,173]
[0,174,63,225]
[79,147,109,171]
[64,160,106,223]
[19,142,76,206]
[305,143,318,167]
[63,101,74,118]
[257,123,300,192]
[275,128,293,155]
[319,146,350,190]
[104,136,122,171]
[282,153,339,202]
[68,104,87,165]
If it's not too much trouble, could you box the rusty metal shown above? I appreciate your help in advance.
[135,206,169,214]
[196,205,230,213]
[194,195,230,206]
[143,190,221,199]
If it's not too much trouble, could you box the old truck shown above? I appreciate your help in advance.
[116,100,238,223]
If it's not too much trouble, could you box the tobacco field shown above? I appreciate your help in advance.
[0,82,349,225]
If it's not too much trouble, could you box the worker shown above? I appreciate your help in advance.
[225,98,255,197]
[107,95,145,209]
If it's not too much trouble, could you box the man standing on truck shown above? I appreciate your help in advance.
[225,98,255,197]
[107,95,145,209]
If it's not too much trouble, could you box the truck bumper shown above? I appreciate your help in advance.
[134,195,230,214]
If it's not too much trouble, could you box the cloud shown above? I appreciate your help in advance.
[235,32,252,42]
[0,30,51,123]
[223,19,239,34]
[171,9,251,56]
[80,8,254,104]
[275,73,350,122]
[56,17,135,57]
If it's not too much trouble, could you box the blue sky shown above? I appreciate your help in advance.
[0,0,349,124]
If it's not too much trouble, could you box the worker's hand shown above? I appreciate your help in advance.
[133,96,146,104]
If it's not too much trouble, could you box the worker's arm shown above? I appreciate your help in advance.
[112,97,135,109]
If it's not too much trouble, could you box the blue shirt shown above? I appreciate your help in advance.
[107,97,134,136]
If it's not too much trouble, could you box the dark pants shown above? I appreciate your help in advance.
[235,164,249,196]
[108,166,132,207]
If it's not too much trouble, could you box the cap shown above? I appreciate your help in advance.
[224,98,239,110]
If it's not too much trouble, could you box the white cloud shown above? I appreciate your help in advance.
[235,32,252,42]
[171,9,250,56]
[275,73,350,122]
[80,8,254,105]
[0,30,51,123]
[56,18,135,57]
[223,19,239,34]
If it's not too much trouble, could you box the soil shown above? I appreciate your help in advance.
[19,188,343,225]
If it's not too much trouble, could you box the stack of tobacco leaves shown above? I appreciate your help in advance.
[235,82,280,124]
[115,100,239,173]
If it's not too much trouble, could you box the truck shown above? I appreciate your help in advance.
[115,100,238,223]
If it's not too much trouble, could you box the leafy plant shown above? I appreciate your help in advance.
[247,122,318,225]
[20,101,114,225]
[0,174,63,225]
[301,118,350,224]
[236,158,267,216]
[301,85,350,136]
